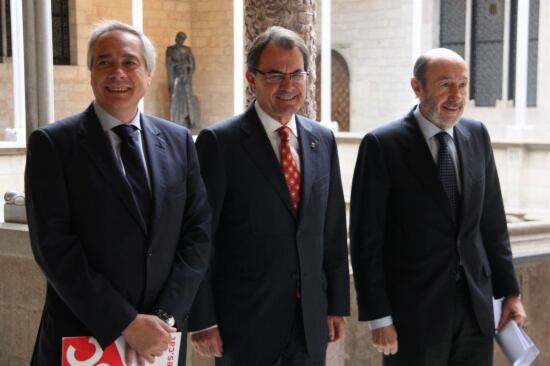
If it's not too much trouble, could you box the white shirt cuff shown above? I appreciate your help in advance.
[188,324,218,334]
[368,316,393,330]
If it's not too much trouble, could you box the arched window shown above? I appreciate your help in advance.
[315,50,351,131]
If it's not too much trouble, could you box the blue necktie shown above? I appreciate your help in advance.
[112,124,151,224]
[435,132,459,215]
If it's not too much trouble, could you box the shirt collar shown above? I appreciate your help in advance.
[413,104,454,141]
[254,101,299,138]
[93,102,142,132]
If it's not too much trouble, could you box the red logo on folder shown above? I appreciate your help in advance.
[62,333,181,366]
[62,336,123,365]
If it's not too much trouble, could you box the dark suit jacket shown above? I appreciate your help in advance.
[189,104,350,365]
[25,104,211,365]
[350,108,520,346]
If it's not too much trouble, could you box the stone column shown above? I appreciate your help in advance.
[244,0,317,120]
[23,0,55,140]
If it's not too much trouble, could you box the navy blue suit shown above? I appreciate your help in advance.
[189,105,350,365]
[25,104,211,365]
[350,108,520,350]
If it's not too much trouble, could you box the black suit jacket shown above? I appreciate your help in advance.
[189,104,350,365]
[350,108,520,346]
[25,104,211,365]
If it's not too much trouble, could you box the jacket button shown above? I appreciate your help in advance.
[147,250,153,257]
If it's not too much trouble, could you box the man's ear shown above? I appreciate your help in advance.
[410,77,422,99]
[246,71,256,92]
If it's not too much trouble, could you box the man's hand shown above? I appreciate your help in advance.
[372,324,398,356]
[327,316,346,342]
[498,296,527,331]
[191,327,224,357]
[122,314,176,365]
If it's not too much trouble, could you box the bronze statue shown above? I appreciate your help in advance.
[166,32,200,129]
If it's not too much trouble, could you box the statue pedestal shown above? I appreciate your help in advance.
[4,192,27,224]
[4,203,26,224]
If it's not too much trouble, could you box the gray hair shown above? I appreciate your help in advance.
[87,20,156,73]
[413,48,465,87]
[247,26,309,72]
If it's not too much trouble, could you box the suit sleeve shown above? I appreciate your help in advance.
[324,132,351,315]
[25,129,137,347]
[188,129,226,331]
[349,133,392,321]
[478,124,520,298]
[154,131,212,324]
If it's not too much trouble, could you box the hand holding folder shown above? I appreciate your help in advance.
[62,332,182,366]
[493,298,539,366]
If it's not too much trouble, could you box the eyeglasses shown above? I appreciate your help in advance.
[253,68,308,84]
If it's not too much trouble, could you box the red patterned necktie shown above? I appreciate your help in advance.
[278,126,301,211]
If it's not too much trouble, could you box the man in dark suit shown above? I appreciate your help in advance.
[25,20,211,366]
[350,48,527,365]
[188,26,350,366]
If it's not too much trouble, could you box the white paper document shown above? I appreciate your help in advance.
[493,298,540,366]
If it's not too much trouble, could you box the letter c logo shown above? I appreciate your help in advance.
[66,338,103,366]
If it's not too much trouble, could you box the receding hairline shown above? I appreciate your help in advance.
[413,48,467,85]
[423,48,465,63]
[424,51,468,76]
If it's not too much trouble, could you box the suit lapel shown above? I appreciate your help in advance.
[296,116,319,221]
[240,105,296,216]
[141,115,167,240]
[77,104,148,234]
[402,111,456,223]
[454,122,474,234]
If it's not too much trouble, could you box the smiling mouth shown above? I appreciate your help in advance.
[277,94,298,101]
[106,86,131,93]
[442,104,461,112]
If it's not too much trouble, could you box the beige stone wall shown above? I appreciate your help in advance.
[0,224,43,366]
[0,64,14,139]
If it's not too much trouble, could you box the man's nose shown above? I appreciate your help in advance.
[278,76,293,89]
[448,84,461,100]
[109,65,127,78]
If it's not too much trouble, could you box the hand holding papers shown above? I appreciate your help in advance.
[496,320,539,366]
[493,298,539,366]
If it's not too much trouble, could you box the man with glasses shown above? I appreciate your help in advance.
[189,26,350,366]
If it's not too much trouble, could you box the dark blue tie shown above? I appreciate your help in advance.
[112,124,151,224]
[435,132,459,215]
